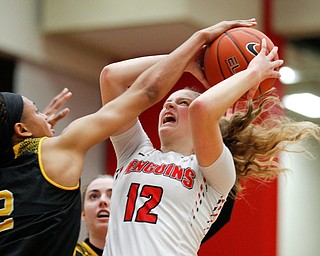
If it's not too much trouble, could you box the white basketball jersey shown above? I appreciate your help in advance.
[104,121,235,256]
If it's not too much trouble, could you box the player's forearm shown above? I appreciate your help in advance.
[99,55,167,105]
[195,68,259,121]
[132,31,207,104]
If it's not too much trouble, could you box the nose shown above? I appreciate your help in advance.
[164,101,176,109]
[99,195,110,207]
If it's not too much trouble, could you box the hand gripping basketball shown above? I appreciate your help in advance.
[204,27,279,100]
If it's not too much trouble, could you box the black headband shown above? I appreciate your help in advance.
[0,92,24,164]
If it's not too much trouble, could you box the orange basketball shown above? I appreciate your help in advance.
[203,27,279,100]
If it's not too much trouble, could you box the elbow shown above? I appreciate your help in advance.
[99,65,115,105]
[189,96,222,122]
[99,63,126,90]
[99,65,114,90]
[189,98,210,121]
[99,64,128,105]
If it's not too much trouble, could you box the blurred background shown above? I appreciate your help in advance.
[0,1,319,255]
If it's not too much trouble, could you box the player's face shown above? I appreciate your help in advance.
[82,177,113,238]
[158,89,198,145]
[20,97,55,137]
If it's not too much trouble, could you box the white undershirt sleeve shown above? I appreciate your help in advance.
[199,145,236,196]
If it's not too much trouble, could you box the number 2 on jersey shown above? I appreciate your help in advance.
[124,183,163,224]
[0,190,14,232]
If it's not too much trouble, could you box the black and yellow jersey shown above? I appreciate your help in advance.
[0,137,81,256]
[74,238,103,256]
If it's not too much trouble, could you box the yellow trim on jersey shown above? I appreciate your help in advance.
[13,143,20,158]
[38,137,80,190]
[73,241,99,256]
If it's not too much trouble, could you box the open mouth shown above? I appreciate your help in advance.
[163,114,176,124]
[97,210,110,218]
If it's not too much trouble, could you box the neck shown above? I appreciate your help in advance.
[160,144,193,156]
[89,232,106,250]
[160,135,193,156]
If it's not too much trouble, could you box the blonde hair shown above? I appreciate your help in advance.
[219,91,320,198]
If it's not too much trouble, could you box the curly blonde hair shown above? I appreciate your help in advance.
[219,90,320,197]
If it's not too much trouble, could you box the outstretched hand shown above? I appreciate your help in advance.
[246,38,284,100]
[43,88,72,128]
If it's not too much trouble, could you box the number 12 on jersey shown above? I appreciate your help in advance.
[124,183,163,224]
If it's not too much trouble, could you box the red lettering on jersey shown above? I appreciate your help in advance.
[170,165,184,181]
[182,168,196,189]
[164,164,174,176]
[143,162,157,173]
[132,160,148,172]
[154,164,167,175]
[124,160,196,189]
[125,160,139,173]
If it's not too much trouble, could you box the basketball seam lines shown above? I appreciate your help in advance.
[216,37,226,82]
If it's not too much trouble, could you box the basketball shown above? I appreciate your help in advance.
[203,27,279,100]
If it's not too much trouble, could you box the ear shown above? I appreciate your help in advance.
[13,123,32,137]
[81,211,86,221]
